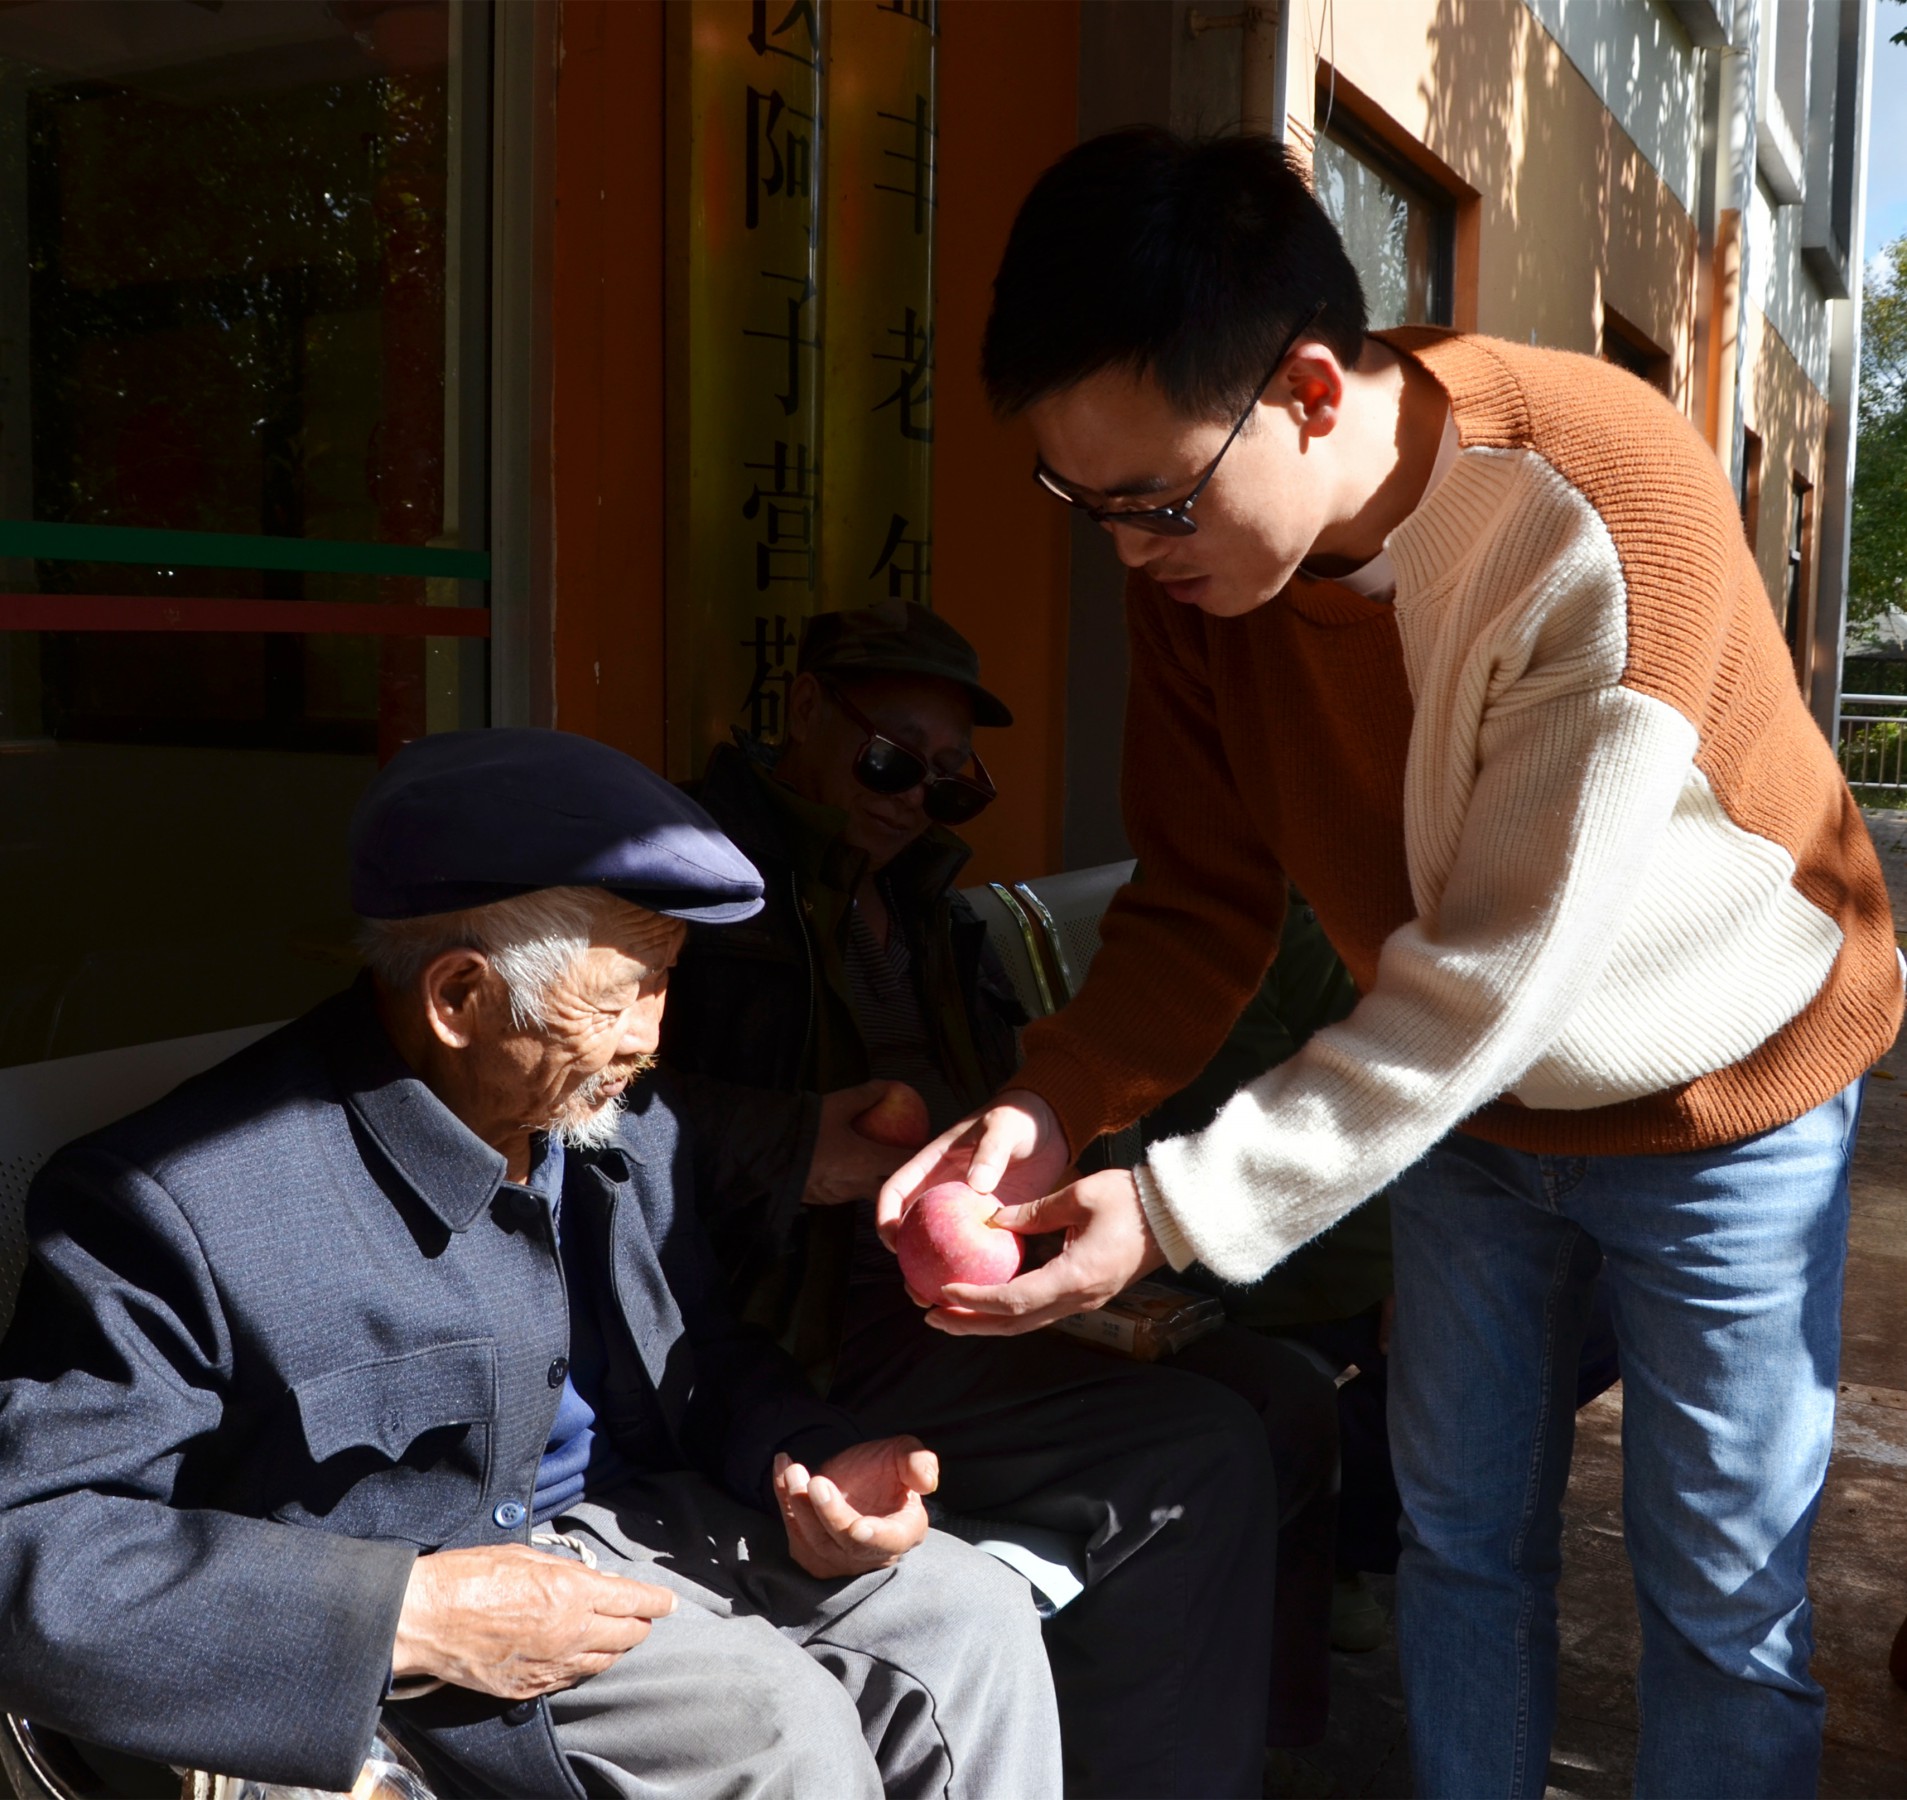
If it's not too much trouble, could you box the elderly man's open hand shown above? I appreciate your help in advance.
[391,1543,677,1700]
[775,1435,938,1578]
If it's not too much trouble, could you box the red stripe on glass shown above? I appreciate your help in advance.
[0,597,492,637]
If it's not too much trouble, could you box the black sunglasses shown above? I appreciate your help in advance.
[1032,302,1328,538]
[824,682,997,826]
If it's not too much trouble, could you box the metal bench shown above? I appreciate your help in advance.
[960,858,1143,1168]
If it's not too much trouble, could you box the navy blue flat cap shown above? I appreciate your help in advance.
[350,729,765,925]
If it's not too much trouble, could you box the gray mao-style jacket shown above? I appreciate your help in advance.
[0,981,864,1797]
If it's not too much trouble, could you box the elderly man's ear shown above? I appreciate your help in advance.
[420,949,494,1049]
[783,670,827,745]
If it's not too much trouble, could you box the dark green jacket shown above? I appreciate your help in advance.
[661,739,1024,1378]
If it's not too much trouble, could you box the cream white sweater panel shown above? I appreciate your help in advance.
[1138,449,1843,1284]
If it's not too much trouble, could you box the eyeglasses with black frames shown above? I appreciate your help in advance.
[1032,301,1329,538]
[823,681,998,826]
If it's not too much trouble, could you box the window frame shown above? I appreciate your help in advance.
[1310,69,1478,333]
[0,0,502,752]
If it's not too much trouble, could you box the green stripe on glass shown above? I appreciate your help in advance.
[0,520,489,581]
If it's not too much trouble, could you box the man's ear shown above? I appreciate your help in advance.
[785,671,826,745]
[419,948,492,1050]
[1284,345,1346,443]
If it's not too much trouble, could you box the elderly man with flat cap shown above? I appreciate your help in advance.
[0,729,1059,1800]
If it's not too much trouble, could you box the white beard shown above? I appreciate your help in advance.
[547,1092,627,1151]
[544,1057,651,1151]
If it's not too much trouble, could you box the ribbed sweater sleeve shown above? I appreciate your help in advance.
[1144,685,1695,1280]
[1010,586,1288,1156]
[1139,452,1735,1282]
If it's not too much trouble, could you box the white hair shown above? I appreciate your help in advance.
[357,885,617,1031]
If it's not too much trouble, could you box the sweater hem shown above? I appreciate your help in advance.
[1463,981,1901,1155]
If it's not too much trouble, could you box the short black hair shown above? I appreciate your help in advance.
[982,127,1368,421]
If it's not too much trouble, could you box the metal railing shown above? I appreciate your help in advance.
[1837,693,1907,793]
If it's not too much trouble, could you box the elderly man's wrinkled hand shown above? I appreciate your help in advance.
[804,1080,922,1207]
[775,1435,938,1579]
[391,1543,677,1700]
[925,1167,1165,1336]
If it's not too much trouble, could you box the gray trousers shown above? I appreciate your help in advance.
[544,1474,1062,1800]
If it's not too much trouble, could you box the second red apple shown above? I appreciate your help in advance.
[852,1082,932,1148]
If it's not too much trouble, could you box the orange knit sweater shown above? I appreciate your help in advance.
[1013,332,1903,1281]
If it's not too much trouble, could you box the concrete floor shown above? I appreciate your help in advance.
[1297,810,1907,1798]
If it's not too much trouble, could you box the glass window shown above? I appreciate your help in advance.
[1739,428,1764,551]
[0,1,491,1067]
[1312,114,1453,331]
[1786,474,1812,681]
[1600,309,1672,394]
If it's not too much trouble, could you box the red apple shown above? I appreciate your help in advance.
[853,1083,932,1149]
[895,1181,1023,1307]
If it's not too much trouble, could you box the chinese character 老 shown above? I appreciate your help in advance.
[872,305,934,443]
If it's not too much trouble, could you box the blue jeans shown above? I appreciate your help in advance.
[1389,1081,1862,1800]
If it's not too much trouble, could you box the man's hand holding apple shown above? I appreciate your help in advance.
[874,1088,1072,1247]
[876,1093,1165,1335]
[927,1168,1165,1335]
[804,1080,932,1208]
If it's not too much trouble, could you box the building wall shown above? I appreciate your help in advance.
[1293,0,1700,404]
[1741,306,1829,665]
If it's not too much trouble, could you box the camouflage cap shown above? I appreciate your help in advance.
[796,599,1013,727]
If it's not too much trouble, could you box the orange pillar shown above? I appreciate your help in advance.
[550,0,669,771]
[933,0,1079,884]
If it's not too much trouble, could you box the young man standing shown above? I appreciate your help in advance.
[881,128,1904,1798]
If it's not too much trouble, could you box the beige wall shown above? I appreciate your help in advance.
[1291,0,1699,408]
[1282,0,1827,661]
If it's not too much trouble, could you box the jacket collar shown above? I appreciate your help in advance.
[699,736,974,915]
[324,977,510,1234]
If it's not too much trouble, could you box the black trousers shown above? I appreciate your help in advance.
[831,1279,1339,1799]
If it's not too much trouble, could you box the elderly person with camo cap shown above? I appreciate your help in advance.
[665,601,1340,1799]
[0,728,1059,1800]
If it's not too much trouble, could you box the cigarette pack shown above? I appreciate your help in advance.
[1048,1280,1225,1362]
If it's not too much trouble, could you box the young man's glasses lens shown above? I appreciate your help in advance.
[824,682,997,824]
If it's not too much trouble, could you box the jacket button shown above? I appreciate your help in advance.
[547,1356,570,1388]
[493,1499,527,1529]
[502,1699,539,1726]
